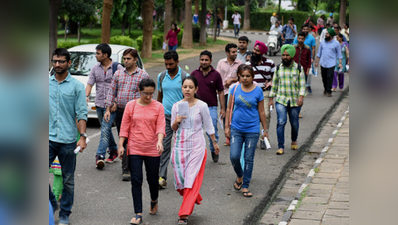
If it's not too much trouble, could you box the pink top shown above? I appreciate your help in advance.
[120,100,166,157]
[216,58,243,95]
[166,28,181,46]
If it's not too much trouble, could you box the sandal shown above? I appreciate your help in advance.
[130,214,142,225]
[233,179,243,190]
[178,218,188,225]
[150,199,158,215]
[242,191,253,198]
[291,142,298,150]
[276,149,284,155]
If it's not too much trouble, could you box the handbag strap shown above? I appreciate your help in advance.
[126,100,137,156]
[229,84,239,127]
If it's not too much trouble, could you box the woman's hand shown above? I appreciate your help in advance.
[225,127,231,139]
[118,146,124,159]
[175,115,187,123]
[157,141,164,155]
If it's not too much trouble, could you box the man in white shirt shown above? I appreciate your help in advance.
[232,11,241,37]
[269,21,283,48]
[270,13,277,26]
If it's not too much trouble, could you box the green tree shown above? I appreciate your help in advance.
[111,0,139,35]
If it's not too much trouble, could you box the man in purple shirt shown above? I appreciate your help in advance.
[86,43,124,169]
[191,50,225,162]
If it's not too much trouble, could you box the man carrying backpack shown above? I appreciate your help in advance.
[86,43,124,169]
[269,45,306,155]
[157,50,189,189]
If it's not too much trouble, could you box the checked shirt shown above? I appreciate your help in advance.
[269,62,306,107]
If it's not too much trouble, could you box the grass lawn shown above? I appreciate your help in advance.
[58,28,164,39]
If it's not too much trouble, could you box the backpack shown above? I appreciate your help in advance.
[112,61,120,75]
[158,69,188,92]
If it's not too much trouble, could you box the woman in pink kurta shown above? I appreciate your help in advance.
[118,78,166,225]
[171,76,220,224]
[165,23,181,51]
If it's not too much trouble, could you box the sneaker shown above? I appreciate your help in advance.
[58,215,70,225]
[122,170,131,181]
[105,150,117,163]
[96,155,105,169]
[211,152,219,162]
[159,177,167,189]
[307,86,312,93]
[260,140,266,150]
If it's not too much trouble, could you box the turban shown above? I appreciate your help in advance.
[254,40,268,55]
[281,44,296,58]
[327,28,336,37]
[273,13,276,16]
[330,13,333,17]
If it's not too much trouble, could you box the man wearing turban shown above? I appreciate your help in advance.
[271,13,277,26]
[269,44,306,155]
[245,40,275,149]
[315,28,342,97]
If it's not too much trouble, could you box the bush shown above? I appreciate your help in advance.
[57,41,81,49]
[136,36,143,51]
[177,28,183,46]
[157,18,165,31]
[109,35,136,47]
[136,34,165,51]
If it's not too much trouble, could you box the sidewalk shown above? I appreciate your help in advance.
[259,96,349,225]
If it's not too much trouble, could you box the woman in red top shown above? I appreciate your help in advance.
[165,23,181,51]
[118,78,166,225]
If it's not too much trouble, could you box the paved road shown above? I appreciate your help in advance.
[52,33,349,224]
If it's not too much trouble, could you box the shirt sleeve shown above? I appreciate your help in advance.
[298,68,306,96]
[156,104,166,136]
[75,82,88,122]
[317,42,323,58]
[157,73,161,92]
[257,87,264,101]
[269,70,279,98]
[176,28,181,34]
[201,102,215,135]
[105,72,118,107]
[216,72,225,91]
[311,37,316,49]
[119,101,133,138]
[87,66,96,86]
[171,103,178,131]
[166,31,170,40]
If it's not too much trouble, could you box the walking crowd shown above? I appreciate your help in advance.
[49,13,348,225]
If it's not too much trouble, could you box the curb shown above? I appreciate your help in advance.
[277,106,350,225]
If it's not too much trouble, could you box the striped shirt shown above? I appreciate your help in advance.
[105,67,149,109]
[269,62,306,107]
[246,57,275,90]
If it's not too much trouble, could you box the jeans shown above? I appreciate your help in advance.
[115,109,129,174]
[49,141,77,218]
[229,128,259,189]
[96,107,118,157]
[321,66,334,94]
[285,39,294,45]
[159,114,173,180]
[168,45,178,51]
[233,24,240,36]
[217,24,221,36]
[206,106,219,153]
[275,102,301,149]
[278,36,283,48]
[129,155,160,214]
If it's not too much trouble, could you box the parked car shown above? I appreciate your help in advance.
[50,44,145,119]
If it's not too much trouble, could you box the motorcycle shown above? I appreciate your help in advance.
[266,30,281,56]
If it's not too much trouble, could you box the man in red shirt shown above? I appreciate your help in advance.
[293,31,311,118]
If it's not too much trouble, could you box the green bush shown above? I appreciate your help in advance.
[57,41,81,49]
[136,36,143,51]
[157,18,165,31]
[136,34,165,51]
[177,28,183,46]
[109,35,136,47]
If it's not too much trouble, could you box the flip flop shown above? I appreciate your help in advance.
[276,149,284,155]
[150,199,158,215]
[233,180,243,190]
[291,143,298,150]
[178,218,188,225]
[242,191,253,197]
[130,214,142,225]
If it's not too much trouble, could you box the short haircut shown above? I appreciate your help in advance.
[337,33,344,39]
[237,64,255,78]
[225,43,238,53]
[289,17,294,22]
[52,48,70,62]
[164,50,179,61]
[334,26,341,31]
[200,50,212,60]
[302,24,310,29]
[238,36,249,43]
[139,78,156,91]
[325,23,331,27]
[123,48,138,58]
[96,43,112,58]
[298,31,306,38]
[345,23,349,28]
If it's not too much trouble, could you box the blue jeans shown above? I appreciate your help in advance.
[229,128,259,189]
[284,39,294,45]
[96,107,118,157]
[275,102,301,149]
[49,141,77,217]
[206,106,219,153]
[168,44,178,51]
[233,24,240,36]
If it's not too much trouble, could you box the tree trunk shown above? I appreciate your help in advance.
[141,0,154,58]
[181,0,193,48]
[339,0,347,27]
[243,0,250,30]
[101,0,114,44]
[278,0,282,15]
[199,0,207,46]
[212,5,217,43]
[194,0,199,15]
[77,22,81,43]
[164,0,172,39]
[49,0,62,67]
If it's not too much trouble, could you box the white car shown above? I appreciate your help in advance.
[51,44,145,119]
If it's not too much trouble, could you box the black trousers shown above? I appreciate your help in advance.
[321,66,334,94]
[129,155,160,214]
[115,109,129,173]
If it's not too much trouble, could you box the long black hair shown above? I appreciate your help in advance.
[182,76,200,99]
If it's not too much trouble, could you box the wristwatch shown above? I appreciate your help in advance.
[80,133,88,138]
[212,140,218,144]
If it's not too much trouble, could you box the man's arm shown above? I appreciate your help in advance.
[157,91,163,103]
[218,90,225,118]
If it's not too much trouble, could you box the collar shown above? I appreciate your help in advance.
[124,66,140,75]
[166,66,182,78]
[50,72,72,83]
[223,58,241,65]
[196,65,215,73]
[98,59,115,69]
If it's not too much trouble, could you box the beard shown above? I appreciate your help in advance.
[282,58,293,67]
[251,52,262,63]
[325,36,332,42]
[167,66,178,73]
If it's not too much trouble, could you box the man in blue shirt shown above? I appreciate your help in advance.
[49,48,88,225]
[282,17,297,45]
[293,24,316,93]
[315,29,342,97]
[157,51,189,189]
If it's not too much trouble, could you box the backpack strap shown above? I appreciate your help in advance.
[112,62,120,75]
[159,70,167,92]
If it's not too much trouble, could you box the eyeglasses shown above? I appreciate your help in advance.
[51,60,67,64]
[141,92,154,96]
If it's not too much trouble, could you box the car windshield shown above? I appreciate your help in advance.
[68,52,118,76]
